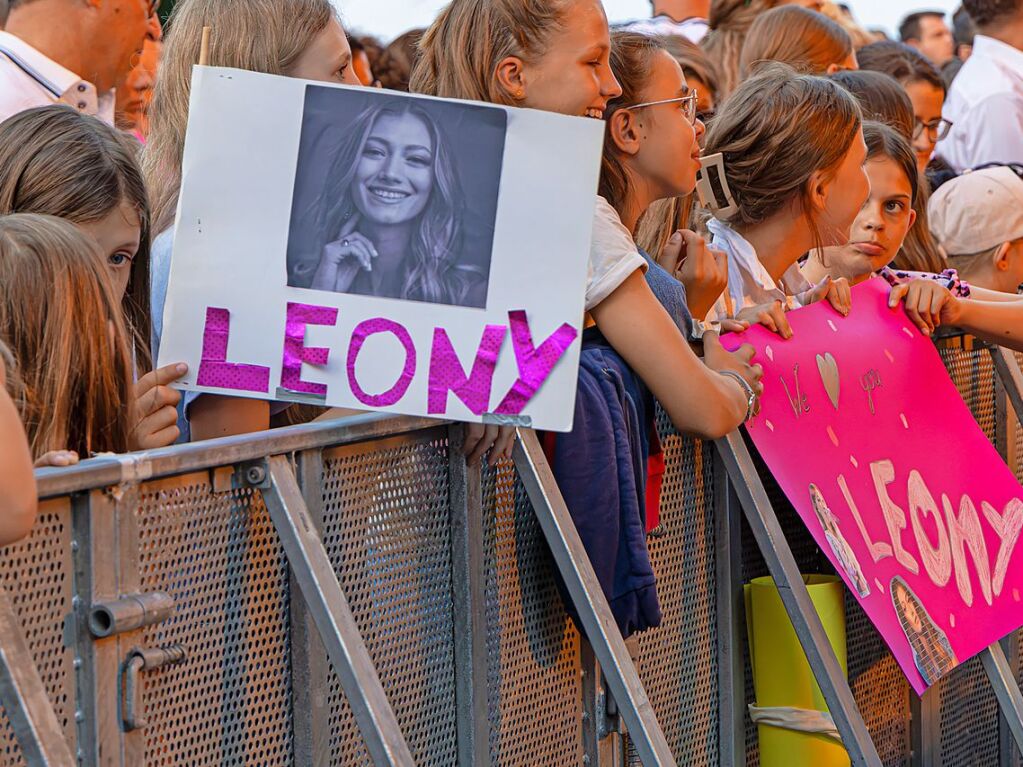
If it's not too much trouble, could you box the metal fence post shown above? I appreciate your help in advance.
[910,683,940,766]
[447,424,491,767]
[513,429,677,767]
[71,490,124,767]
[714,432,883,767]
[257,454,415,766]
[712,451,745,767]
[580,639,619,766]
[292,448,332,766]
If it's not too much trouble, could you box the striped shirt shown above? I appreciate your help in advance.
[0,31,114,124]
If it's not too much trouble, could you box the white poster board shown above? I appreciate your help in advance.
[158,67,604,432]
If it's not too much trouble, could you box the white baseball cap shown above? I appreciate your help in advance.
[929,166,1023,256]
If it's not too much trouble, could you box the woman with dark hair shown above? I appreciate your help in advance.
[309,99,487,308]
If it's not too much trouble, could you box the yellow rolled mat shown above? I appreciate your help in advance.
[744,575,849,767]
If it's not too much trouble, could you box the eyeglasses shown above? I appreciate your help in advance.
[147,0,161,16]
[625,91,700,124]
[913,118,952,142]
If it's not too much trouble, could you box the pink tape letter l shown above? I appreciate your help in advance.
[494,310,577,415]
[196,307,270,393]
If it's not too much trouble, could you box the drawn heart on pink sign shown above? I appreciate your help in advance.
[816,352,840,410]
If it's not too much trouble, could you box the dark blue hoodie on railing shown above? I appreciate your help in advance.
[543,327,662,639]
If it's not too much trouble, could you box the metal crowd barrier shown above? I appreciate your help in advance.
[0,334,1021,766]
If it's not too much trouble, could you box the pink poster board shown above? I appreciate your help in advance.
[723,279,1023,694]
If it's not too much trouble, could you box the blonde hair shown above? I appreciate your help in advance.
[142,0,335,233]
[703,0,781,98]
[704,64,861,247]
[820,0,877,48]
[410,0,572,102]
[740,5,853,79]
[0,214,134,459]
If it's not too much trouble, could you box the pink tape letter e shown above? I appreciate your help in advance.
[196,307,270,393]
[494,310,577,415]
[282,302,339,396]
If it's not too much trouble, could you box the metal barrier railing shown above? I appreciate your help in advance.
[0,334,1021,767]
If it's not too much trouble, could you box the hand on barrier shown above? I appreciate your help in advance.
[34,450,80,468]
[464,423,516,467]
[131,363,188,451]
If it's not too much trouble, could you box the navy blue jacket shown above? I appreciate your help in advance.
[546,328,661,639]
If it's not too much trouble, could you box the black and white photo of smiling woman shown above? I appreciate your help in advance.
[287,87,506,309]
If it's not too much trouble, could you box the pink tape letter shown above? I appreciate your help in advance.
[196,307,270,393]
[347,318,417,407]
[282,302,339,396]
[494,310,577,415]
[428,325,507,415]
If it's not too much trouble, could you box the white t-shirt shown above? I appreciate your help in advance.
[586,197,648,311]
[705,218,811,321]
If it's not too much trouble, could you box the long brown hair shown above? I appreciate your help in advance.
[703,0,781,98]
[863,121,947,274]
[0,214,134,459]
[142,0,335,234]
[599,31,664,215]
[0,105,153,370]
[740,5,853,79]
[410,0,572,102]
[862,121,920,207]
[703,64,862,249]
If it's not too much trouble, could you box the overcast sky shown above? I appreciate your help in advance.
[336,0,960,43]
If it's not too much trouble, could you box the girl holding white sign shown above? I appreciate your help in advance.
[143,0,363,443]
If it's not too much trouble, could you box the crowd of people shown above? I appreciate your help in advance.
[0,0,1022,638]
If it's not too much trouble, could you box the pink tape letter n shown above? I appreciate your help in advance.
[196,307,270,393]
[494,310,577,415]
[428,325,507,415]
[282,302,339,396]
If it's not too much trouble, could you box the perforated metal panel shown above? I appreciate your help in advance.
[629,416,718,765]
[481,461,584,766]
[135,473,294,766]
[845,596,911,766]
[319,432,458,766]
[939,344,998,441]
[0,500,75,767]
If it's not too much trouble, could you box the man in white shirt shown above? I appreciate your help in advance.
[936,0,1023,171]
[0,0,160,124]
[621,0,710,44]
